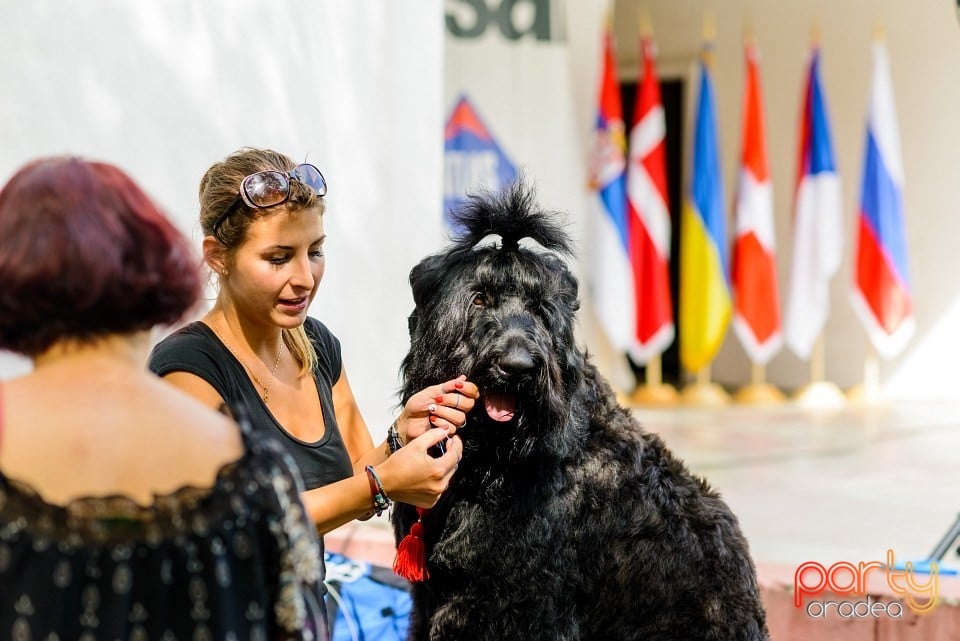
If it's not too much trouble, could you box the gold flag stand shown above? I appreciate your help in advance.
[793,336,845,408]
[631,355,679,406]
[681,364,730,407]
[734,362,785,405]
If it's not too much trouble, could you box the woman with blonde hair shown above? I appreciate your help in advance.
[149,148,476,568]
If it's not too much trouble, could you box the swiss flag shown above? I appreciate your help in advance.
[731,42,782,364]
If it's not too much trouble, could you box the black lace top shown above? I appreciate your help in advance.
[0,426,328,641]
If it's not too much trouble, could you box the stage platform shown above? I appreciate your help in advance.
[327,401,960,639]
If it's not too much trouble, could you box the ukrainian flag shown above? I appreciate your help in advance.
[680,59,731,373]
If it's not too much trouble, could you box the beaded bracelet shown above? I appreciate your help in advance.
[364,465,391,516]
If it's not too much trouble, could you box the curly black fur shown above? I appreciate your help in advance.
[395,182,769,641]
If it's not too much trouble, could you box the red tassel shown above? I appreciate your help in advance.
[394,508,430,582]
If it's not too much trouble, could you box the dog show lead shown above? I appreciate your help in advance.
[148,147,477,620]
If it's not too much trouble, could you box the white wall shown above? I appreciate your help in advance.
[0,1,446,435]
[608,0,960,400]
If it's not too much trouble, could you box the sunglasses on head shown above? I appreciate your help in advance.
[211,163,327,238]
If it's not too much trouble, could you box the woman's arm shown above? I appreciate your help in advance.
[330,368,378,471]
[300,427,459,534]
[318,366,477,533]
[161,366,476,534]
[160,371,230,409]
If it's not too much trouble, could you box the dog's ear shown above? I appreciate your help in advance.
[408,254,447,310]
[407,310,419,338]
[560,268,580,305]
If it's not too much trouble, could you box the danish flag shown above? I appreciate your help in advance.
[625,37,674,362]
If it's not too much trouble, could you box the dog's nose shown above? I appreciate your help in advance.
[498,346,535,376]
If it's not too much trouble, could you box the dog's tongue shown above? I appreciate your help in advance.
[484,390,516,422]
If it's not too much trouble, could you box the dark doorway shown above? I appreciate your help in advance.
[619,78,684,386]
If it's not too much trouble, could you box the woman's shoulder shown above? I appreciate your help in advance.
[303,316,341,358]
[0,424,325,639]
[148,321,225,375]
[303,316,337,342]
[152,320,216,352]
[0,422,303,543]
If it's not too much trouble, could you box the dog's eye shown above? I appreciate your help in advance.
[472,293,487,308]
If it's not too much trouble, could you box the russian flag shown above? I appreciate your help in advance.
[850,41,914,358]
[731,42,781,364]
[588,25,633,354]
[679,57,731,373]
[626,36,674,363]
[784,49,843,360]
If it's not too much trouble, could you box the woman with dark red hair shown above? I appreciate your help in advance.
[0,157,327,640]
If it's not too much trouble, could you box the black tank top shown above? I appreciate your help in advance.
[148,317,353,491]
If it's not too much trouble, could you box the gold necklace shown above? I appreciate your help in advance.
[212,326,284,404]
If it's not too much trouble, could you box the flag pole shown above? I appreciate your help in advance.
[701,13,716,66]
[792,334,845,408]
[638,8,651,38]
[847,340,886,405]
[632,354,680,406]
[649,355,662,386]
[811,335,825,382]
[734,361,785,405]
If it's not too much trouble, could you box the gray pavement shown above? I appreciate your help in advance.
[633,402,960,572]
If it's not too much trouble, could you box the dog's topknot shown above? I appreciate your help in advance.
[449,179,571,255]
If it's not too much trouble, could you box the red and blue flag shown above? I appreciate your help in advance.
[850,41,914,357]
[588,25,634,354]
[784,49,843,360]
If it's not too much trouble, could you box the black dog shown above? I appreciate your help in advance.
[394,183,769,641]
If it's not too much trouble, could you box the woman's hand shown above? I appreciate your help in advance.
[375,427,462,508]
[397,375,479,443]
[369,375,476,509]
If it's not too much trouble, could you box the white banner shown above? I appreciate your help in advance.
[0,1,446,434]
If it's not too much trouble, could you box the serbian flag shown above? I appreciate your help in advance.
[850,41,914,357]
[731,42,781,364]
[784,49,843,360]
[679,58,731,373]
[588,25,633,353]
[625,36,674,363]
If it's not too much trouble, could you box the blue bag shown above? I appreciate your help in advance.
[324,552,412,641]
